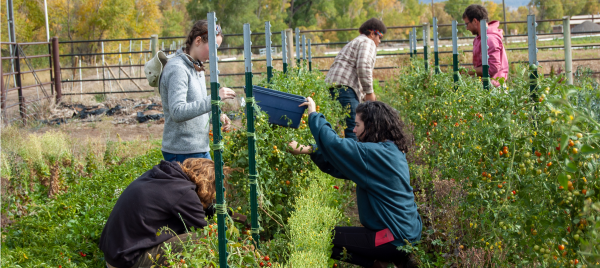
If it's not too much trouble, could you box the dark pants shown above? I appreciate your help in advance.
[330,86,359,141]
[162,151,211,163]
[106,233,197,268]
[331,227,410,267]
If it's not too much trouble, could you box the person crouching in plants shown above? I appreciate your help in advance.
[99,158,233,268]
[288,99,421,268]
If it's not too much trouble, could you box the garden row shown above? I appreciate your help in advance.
[0,65,353,267]
[380,60,600,266]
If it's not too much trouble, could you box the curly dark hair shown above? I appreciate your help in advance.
[359,18,387,36]
[355,101,412,153]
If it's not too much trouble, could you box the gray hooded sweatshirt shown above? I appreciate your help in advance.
[159,48,212,154]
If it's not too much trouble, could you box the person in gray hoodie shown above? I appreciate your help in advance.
[159,20,236,163]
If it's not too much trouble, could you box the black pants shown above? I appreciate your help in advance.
[329,87,359,141]
[331,227,410,267]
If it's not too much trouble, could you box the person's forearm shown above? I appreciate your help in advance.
[467,67,483,77]
[364,93,376,101]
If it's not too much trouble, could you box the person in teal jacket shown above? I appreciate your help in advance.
[288,98,421,268]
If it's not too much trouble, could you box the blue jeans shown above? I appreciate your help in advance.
[162,151,212,163]
[330,87,359,141]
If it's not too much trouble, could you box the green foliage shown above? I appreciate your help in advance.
[379,58,600,266]
[220,65,348,238]
[287,173,342,267]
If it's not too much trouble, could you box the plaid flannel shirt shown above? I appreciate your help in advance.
[325,35,377,102]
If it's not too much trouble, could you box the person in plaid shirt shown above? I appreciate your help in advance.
[325,18,386,141]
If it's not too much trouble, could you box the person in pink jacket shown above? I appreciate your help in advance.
[462,4,509,87]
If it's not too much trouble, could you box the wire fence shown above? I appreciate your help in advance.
[2,17,600,121]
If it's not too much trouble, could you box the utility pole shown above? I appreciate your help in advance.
[431,0,434,19]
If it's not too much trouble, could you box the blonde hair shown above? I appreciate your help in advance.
[179,158,231,208]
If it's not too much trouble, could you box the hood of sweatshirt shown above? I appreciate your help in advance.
[152,160,193,183]
[486,20,504,38]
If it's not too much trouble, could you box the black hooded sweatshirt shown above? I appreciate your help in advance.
[99,160,212,267]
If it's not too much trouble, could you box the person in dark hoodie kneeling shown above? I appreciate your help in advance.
[288,98,421,268]
[99,158,237,268]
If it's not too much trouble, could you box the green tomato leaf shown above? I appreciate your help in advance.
[580,144,600,155]
[560,134,569,152]
[564,159,577,173]
[558,173,568,189]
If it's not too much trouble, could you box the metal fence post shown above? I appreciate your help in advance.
[52,37,62,103]
[413,27,417,57]
[286,29,294,67]
[208,12,228,268]
[265,21,273,83]
[308,39,312,71]
[302,35,306,62]
[563,16,573,85]
[151,35,158,57]
[243,22,260,250]
[433,17,440,74]
[295,28,300,65]
[452,20,459,91]
[408,31,413,59]
[527,15,539,98]
[1,53,5,116]
[423,23,429,72]
[15,44,25,121]
[281,30,288,74]
[481,20,490,90]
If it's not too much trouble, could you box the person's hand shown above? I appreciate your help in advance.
[364,92,376,101]
[287,141,313,155]
[219,87,236,100]
[220,113,231,132]
[299,97,316,114]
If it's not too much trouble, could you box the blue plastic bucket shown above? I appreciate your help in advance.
[253,86,307,128]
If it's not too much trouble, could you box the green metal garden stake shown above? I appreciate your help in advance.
[527,15,539,99]
[423,23,429,72]
[452,20,459,91]
[433,17,440,74]
[308,39,312,71]
[413,27,417,57]
[295,28,300,66]
[409,31,413,58]
[481,19,490,90]
[207,12,228,268]
[265,22,273,83]
[282,30,288,74]
[243,23,260,248]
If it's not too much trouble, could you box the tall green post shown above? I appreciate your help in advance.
[481,19,490,90]
[308,39,312,71]
[412,27,417,56]
[452,20,459,91]
[423,23,429,72]
[295,28,300,66]
[409,31,413,58]
[207,12,228,268]
[433,17,440,74]
[243,23,260,247]
[265,21,273,83]
[281,30,288,74]
[527,15,538,99]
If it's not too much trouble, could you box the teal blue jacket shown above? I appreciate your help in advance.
[308,112,422,247]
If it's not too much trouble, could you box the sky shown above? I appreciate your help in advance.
[419,0,530,9]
